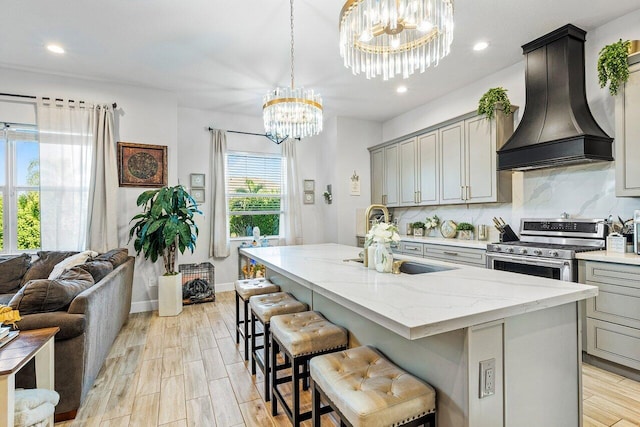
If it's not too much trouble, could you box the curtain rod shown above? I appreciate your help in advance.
[207,126,291,145]
[0,92,118,109]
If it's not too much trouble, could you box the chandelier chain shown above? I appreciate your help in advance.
[290,0,295,89]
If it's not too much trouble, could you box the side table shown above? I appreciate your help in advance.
[0,327,59,427]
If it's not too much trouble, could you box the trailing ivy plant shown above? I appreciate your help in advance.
[477,87,512,120]
[597,39,631,96]
[129,185,201,275]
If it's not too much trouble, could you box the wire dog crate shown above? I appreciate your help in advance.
[179,262,215,305]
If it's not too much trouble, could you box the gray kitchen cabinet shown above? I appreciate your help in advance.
[584,260,640,370]
[615,55,640,196]
[399,137,418,206]
[422,243,486,267]
[440,112,514,204]
[398,133,439,206]
[369,107,515,207]
[371,143,399,207]
[439,120,466,204]
[371,147,384,204]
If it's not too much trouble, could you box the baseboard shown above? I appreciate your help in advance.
[129,283,233,313]
[130,299,158,313]
[582,351,640,382]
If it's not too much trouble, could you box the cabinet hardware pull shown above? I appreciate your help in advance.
[417,190,421,202]
[443,251,458,256]
[467,186,470,200]
[408,247,420,251]
[461,186,464,200]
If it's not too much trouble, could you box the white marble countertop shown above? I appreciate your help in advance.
[577,251,640,266]
[241,244,597,340]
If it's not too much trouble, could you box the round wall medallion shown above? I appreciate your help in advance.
[440,220,458,238]
[127,152,159,180]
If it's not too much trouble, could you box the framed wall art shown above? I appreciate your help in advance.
[191,188,205,203]
[117,142,168,188]
[190,173,205,188]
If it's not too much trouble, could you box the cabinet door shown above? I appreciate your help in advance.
[417,131,439,205]
[371,148,384,204]
[439,121,465,204]
[399,138,417,206]
[465,116,497,203]
[616,61,640,196]
[384,144,399,206]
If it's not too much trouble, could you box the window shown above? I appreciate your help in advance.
[227,152,283,238]
[0,124,40,252]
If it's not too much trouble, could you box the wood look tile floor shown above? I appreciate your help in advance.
[54,291,640,427]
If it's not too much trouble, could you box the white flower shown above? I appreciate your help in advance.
[365,222,400,247]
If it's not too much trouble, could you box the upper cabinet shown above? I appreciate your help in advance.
[371,108,515,207]
[615,56,640,197]
[371,144,399,206]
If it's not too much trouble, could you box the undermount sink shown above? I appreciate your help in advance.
[398,261,456,275]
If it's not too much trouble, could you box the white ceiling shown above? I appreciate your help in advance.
[2,1,639,122]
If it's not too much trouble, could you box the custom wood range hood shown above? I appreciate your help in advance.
[497,24,613,171]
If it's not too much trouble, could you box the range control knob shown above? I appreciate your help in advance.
[550,250,559,257]
[533,249,542,256]
[520,248,528,254]
[506,247,514,253]
[494,246,502,252]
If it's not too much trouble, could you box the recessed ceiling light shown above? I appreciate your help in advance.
[397,86,408,94]
[473,41,489,51]
[46,44,65,54]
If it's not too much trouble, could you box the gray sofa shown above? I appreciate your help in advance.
[0,251,134,419]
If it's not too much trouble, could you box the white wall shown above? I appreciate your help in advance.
[0,66,179,313]
[383,10,640,239]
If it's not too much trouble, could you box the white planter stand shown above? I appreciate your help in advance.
[158,273,183,317]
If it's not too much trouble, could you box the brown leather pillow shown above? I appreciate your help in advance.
[10,266,94,315]
[77,260,113,283]
[94,248,129,268]
[0,254,31,294]
[21,251,78,285]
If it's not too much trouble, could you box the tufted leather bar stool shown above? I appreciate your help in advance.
[234,278,279,361]
[310,345,437,427]
[249,292,308,401]
[270,311,348,427]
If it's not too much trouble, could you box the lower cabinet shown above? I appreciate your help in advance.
[398,241,486,268]
[583,261,640,370]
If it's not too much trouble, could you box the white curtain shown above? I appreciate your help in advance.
[87,105,119,252]
[282,139,303,245]
[37,98,93,250]
[210,129,230,258]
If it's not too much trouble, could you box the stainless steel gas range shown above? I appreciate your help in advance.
[486,218,607,282]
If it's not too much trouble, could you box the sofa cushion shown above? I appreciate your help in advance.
[16,312,86,340]
[0,254,31,294]
[94,248,129,268]
[21,251,78,285]
[10,267,95,315]
[0,293,14,305]
[48,250,98,280]
[77,260,114,283]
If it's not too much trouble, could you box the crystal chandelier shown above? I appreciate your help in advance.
[263,0,323,141]
[339,0,454,80]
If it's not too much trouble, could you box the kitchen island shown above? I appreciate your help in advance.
[241,244,597,427]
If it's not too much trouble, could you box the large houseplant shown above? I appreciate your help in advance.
[597,39,632,96]
[129,185,201,273]
[129,185,201,315]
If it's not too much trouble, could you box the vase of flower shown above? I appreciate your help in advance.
[365,222,400,273]
[374,243,393,273]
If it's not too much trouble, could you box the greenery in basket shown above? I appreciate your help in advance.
[412,221,425,230]
[597,39,631,96]
[456,222,475,231]
[129,185,201,275]
[477,87,512,120]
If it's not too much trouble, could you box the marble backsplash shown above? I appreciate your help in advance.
[392,162,640,242]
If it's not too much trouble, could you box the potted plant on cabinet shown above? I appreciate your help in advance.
[597,39,633,96]
[129,185,201,316]
[412,221,426,237]
[477,87,512,119]
[456,222,475,240]
[425,215,440,236]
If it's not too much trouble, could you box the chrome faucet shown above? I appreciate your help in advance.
[363,204,390,267]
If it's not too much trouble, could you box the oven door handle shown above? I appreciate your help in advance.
[486,253,569,268]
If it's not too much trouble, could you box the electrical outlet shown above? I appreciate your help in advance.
[479,358,496,398]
